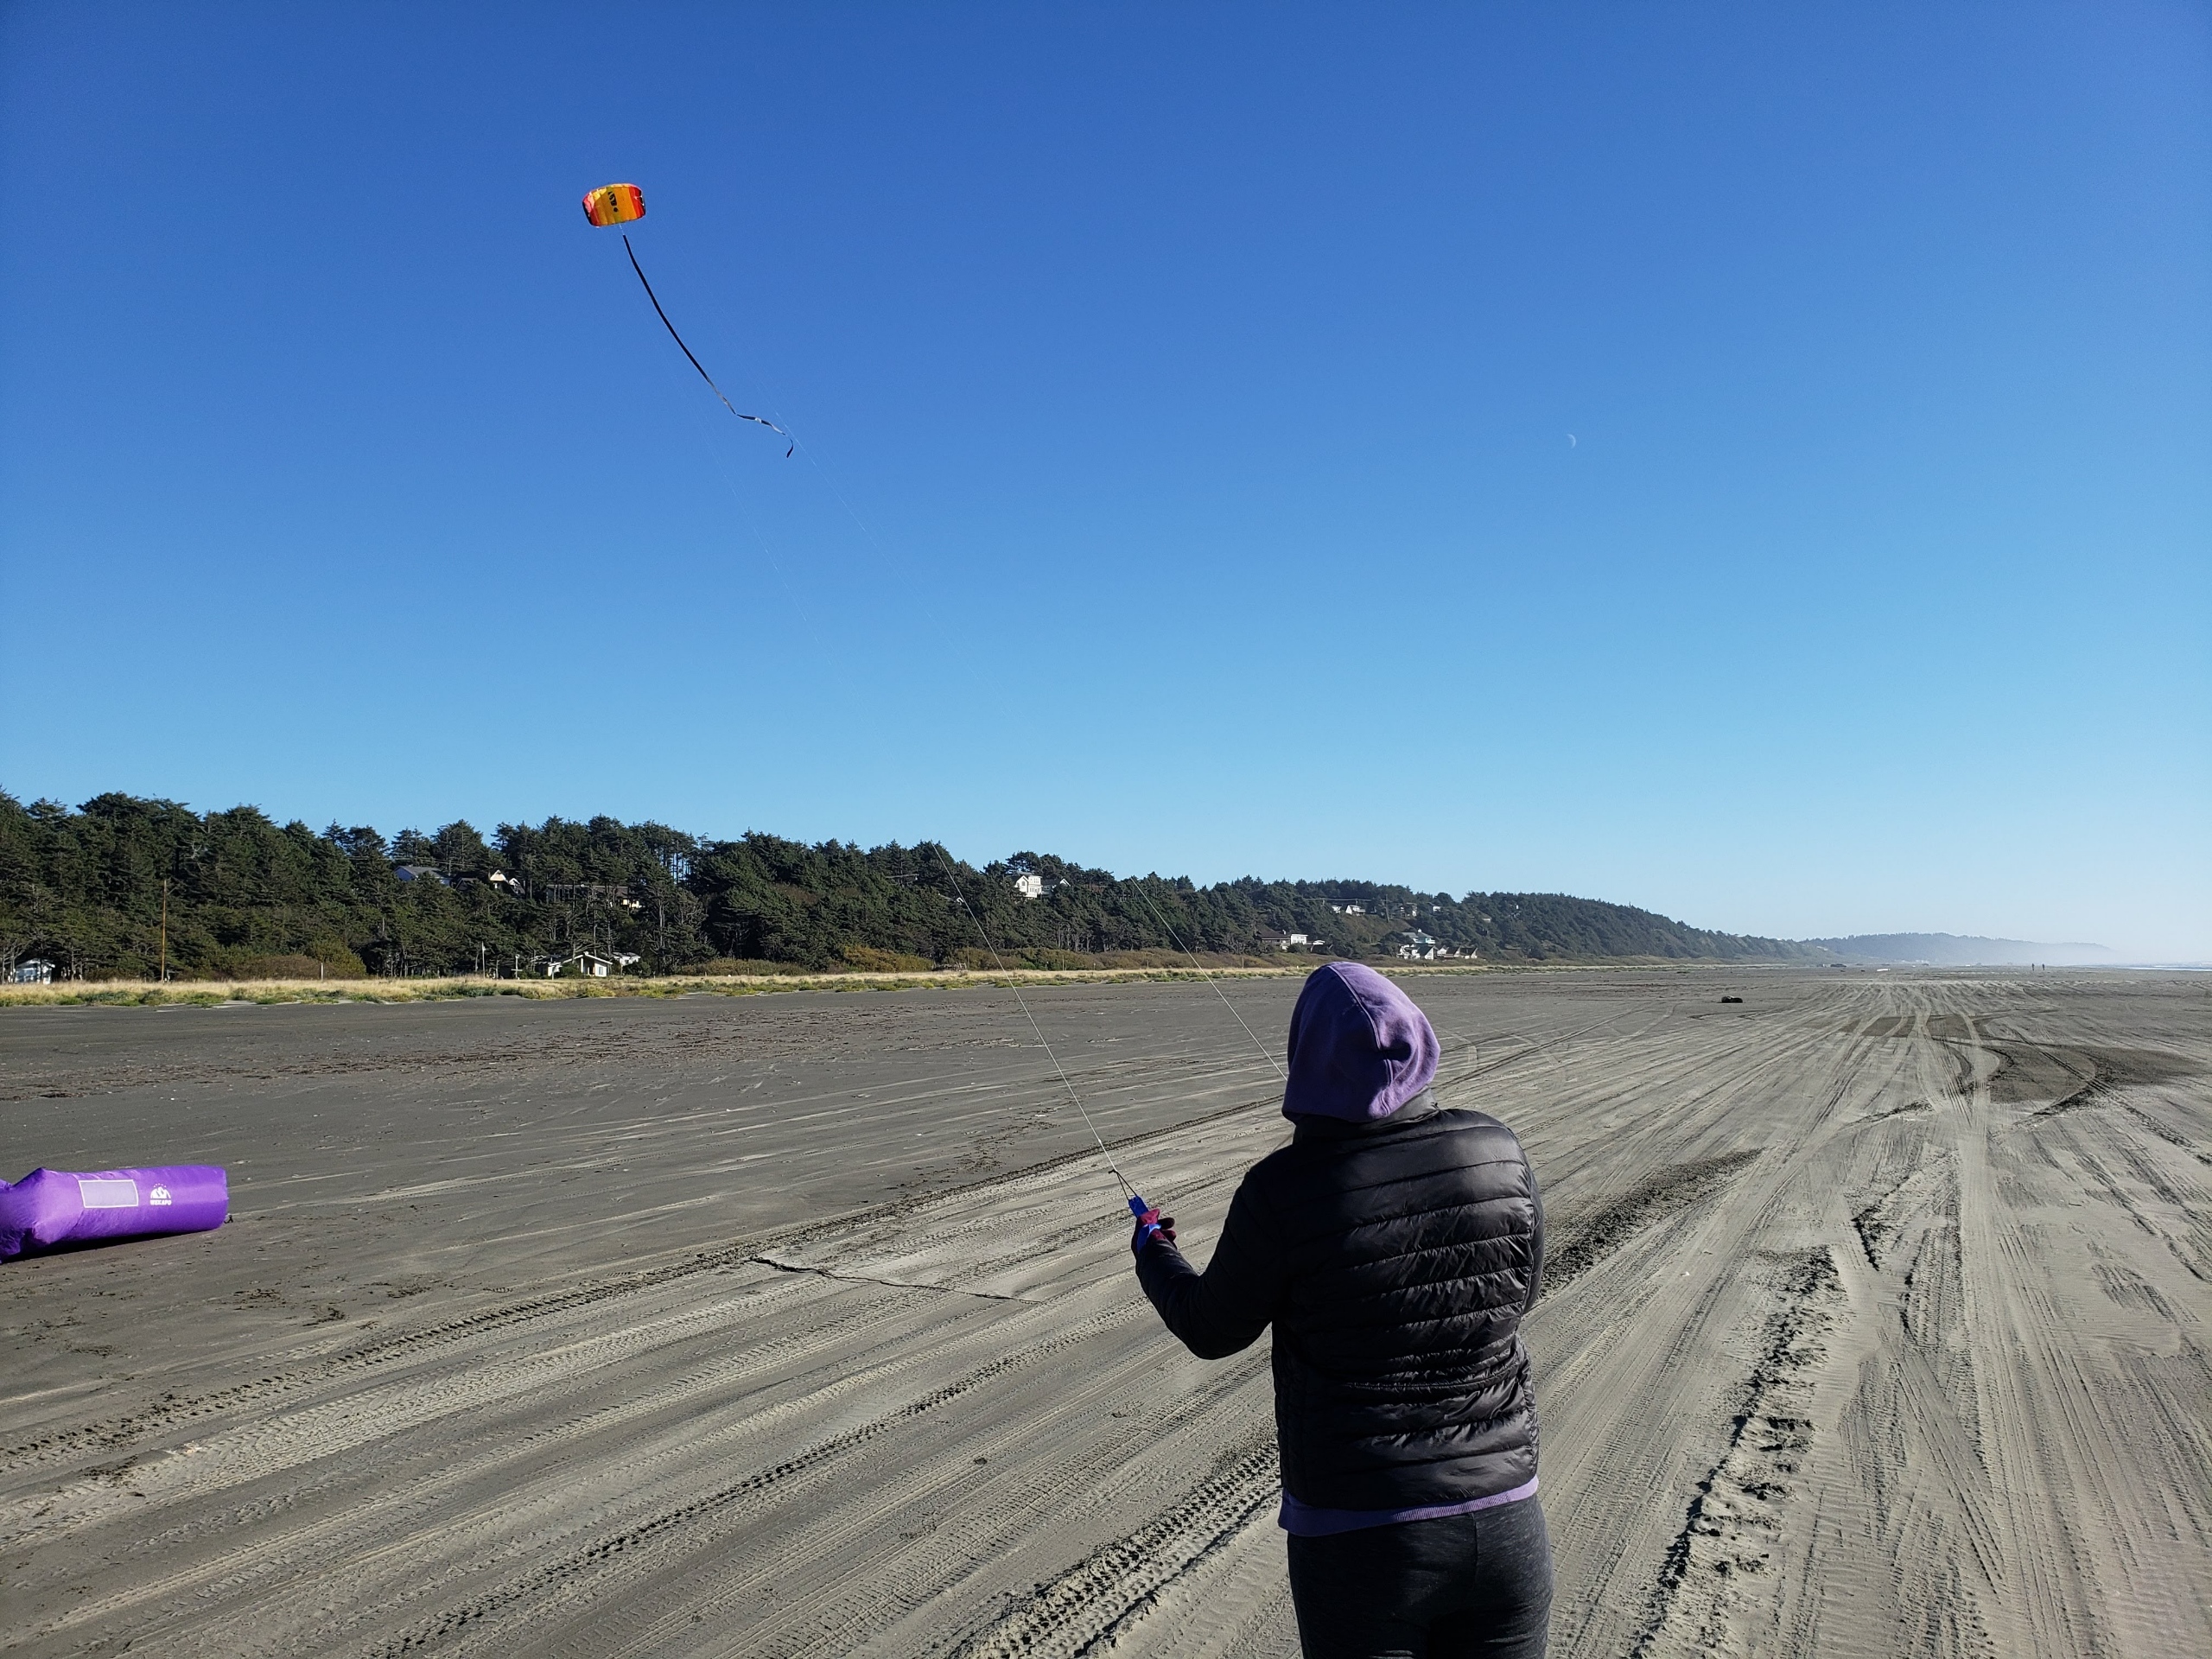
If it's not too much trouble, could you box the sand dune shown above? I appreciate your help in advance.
[3,969,2205,1655]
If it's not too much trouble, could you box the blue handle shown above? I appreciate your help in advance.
[1129,1191,1163,1248]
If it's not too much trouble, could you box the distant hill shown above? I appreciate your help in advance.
[1805,933,2116,966]
[11,791,2115,982]
[1,790,1829,981]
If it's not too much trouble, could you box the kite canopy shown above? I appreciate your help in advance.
[582,182,646,227]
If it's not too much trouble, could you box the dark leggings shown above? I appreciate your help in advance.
[1285,1497,1553,1659]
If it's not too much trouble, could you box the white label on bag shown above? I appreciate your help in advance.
[79,1179,139,1209]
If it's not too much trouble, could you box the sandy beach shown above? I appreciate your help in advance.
[3,969,2205,1656]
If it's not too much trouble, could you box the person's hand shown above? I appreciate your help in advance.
[1131,1211,1177,1252]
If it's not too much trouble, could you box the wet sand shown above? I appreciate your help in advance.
[3,969,2206,1656]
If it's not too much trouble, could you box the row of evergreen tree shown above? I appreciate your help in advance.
[0,791,1824,980]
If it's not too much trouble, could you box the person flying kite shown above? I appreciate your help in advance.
[1133,963,1553,1657]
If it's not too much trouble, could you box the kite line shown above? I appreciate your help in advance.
[1131,883,1286,1081]
[931,846,1136,1199]
[581,179,1272,1228]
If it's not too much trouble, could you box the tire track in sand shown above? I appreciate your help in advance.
[363,1304,1142,1658]
[946,1441,1281,1659]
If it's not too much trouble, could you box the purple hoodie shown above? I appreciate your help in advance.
[1281,962,1440,1122]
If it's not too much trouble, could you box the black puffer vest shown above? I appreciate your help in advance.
[1135,1091,1542,1510]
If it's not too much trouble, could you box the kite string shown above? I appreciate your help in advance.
[609,235,1267,1179]
[931,846,1135,1198]
[1130,883,1287,1081]
[603,225,1202,1210]
[684,406,815,631]
[706,374,1192,1147]
[693,380,1292,1118]
[609,231,1122,1187]
[747,380,1276,1105]
[714,362,901,589]
[693,386,1238,1193]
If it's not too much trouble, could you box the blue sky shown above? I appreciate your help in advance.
[3,3,2206,957]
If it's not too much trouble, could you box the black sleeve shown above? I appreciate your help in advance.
[1130,1176,1284,1360]
[1522,1148,1545,1313]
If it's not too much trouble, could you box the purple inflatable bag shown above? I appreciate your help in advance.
[0,1166,228,1262]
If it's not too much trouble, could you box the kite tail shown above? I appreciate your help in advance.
[622,235,790,444]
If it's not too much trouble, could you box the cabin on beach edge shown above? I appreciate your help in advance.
[541,950,643,978]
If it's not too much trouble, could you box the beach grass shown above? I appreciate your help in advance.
[0,959,1527,1009]
[0,964,1300,1008]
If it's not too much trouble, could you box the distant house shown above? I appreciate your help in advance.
[487,870,521,894]
[1395,931,1476,961]
[9,958,54,984]
[393,865,449,886]
[1328,903,1365,915]
[1260,931,1324,950]
[1013,873,1046,900]
[545,951,622,978]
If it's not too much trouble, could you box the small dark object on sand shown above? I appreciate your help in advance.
[1720,995,1743,1004]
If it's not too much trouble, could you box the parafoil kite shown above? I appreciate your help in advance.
[582,182,645,227]
[582,181,791,452]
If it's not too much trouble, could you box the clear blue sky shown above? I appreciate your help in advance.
[3,3,2206,957]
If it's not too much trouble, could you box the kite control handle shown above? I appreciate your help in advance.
[1129,1192,1165,1250]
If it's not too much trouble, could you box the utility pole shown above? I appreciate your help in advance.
[159,878,169,982]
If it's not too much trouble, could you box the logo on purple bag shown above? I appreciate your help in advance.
[150,1185,173,1206]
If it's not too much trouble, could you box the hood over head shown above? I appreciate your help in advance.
[1281,962,1440,1122]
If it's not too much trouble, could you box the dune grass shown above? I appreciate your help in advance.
[0,964,1310,1009]
[0,958,1528,1010]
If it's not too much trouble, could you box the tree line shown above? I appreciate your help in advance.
[0,791,1827,980]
